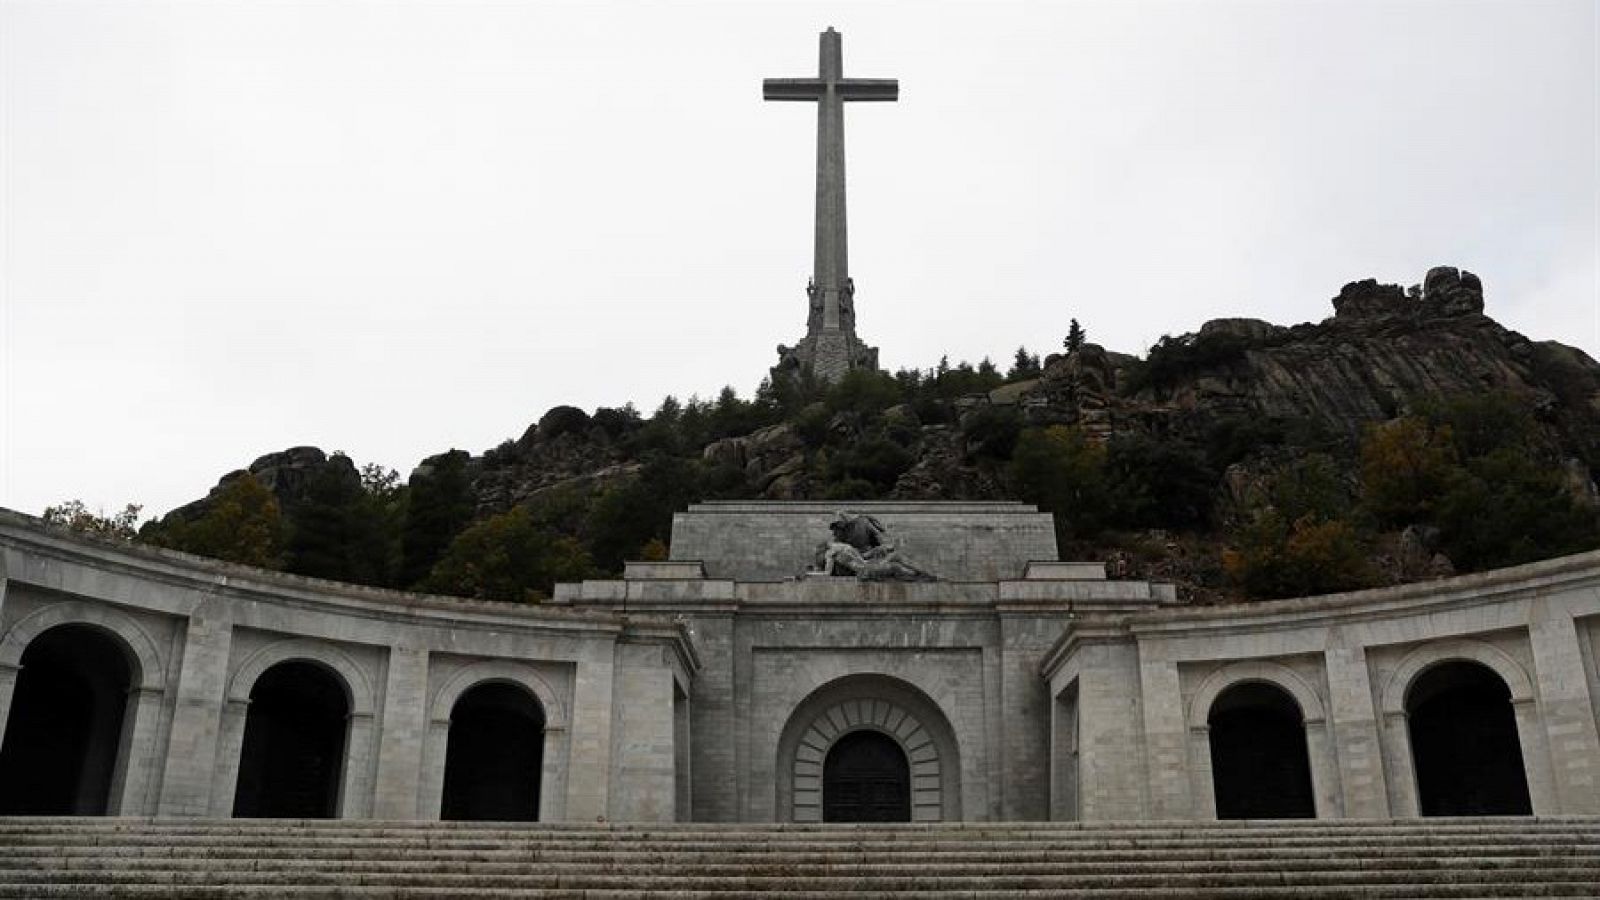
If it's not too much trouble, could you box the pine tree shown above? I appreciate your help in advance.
[1064,319,1085,354]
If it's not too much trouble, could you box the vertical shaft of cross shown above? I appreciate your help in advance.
[814,28,847,332]
[764,28,895,382]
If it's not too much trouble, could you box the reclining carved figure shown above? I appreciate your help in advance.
[810,511,935,582]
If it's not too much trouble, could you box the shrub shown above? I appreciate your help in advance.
[962,405,1021,461]
[1011,426,1112,543]
[1224,512,1374,599]
[1359,417,1458,526]
[1105,433,1217,529]
[421,506,596,603]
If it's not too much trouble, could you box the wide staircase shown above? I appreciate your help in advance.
[1,817,1598,898]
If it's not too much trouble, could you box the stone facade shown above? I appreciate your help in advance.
[0,510,695,822]
[2,501,1599,823]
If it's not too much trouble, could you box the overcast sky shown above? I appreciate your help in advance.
[2,0,1596,520]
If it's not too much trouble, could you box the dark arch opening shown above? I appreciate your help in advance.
[441,681,546,821]
[232,660,349,818]
[823,729,910,823]
[1208,681,1316,819]
[1407,660,1531,816]
[0,624,134,815]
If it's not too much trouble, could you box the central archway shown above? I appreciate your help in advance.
[823,729,910,822]
[776,674,961,823]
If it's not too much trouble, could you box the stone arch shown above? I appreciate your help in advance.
[0,600,164,692]
[428,660,566,730]
[420,659,571,822]
[0,601,168,814]
[1185,659,1338,819]
[776,674,961,822]
[1379,638,1534,716]
[1375,637,1551,816]
[213,637,379,818]
[226,638,375,716]
[1187,660,1326,730]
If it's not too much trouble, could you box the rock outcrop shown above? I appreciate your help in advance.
[1018,266,1600,466]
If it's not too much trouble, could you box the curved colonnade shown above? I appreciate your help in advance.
[1043,552,1600,822]
[3,507,1600,822]
[0,511,696,822]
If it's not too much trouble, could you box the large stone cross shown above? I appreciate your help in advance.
[765,28,896,382]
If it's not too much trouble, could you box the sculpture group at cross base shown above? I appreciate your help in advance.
[811,511,935,582]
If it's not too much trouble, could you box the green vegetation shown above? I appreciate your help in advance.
[143,474,286,568]
[1011,426,1113,543]
[74,347,1596,607]
[398,450,474,588]
[42,500,142,541]
[419,505,595,602]
[1403,395,1598,571]
[1222,453,1374,599]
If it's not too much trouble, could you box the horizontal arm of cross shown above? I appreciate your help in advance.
[763,78,899,102]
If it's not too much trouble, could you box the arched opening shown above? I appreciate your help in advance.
[777,675,961,823]
[823,729,910,822]
[1406,660,1531,816]
[1208,681,1316,819]
[0,624,133,815]
[233,660,349,818]
[441,681,545,821]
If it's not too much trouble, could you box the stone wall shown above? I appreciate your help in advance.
[669,501,1058,582]
[1043,549,1600,820]
[0,510,695,822]
[555,535,1174,823]
[5,501,1600,826]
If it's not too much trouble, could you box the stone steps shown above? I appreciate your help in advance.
[1,817,1596,898]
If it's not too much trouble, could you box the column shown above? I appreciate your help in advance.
[564,639,616,821]
[157,610,234,817]
[0,662,18,753]
[1324,644,1390,818]
[1140,657,1194,818]
[607,643,678,822]
[998,614,1053,820]
[372,646,430,819]
[1528,604,1600,813]
[111,686,168,815]
[206,698,250,816]
[339,712,378,818]
[1073,641,1149,821]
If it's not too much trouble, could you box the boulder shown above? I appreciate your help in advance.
[1331,279,1407,319]
[1422,266,1485,316]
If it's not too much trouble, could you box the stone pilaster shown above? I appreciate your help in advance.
[564,639,616,821]
[1324,643,1390,817]
[1528,601,1600,813]
[372,646,430,819]
[158,607,234,817]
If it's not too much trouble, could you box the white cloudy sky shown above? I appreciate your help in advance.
[2,0,1595,519]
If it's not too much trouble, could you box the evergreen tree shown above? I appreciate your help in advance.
[420,505,595,602]
[285,456,396,585]
[144,474,285,568]
[1010,426,1112,545]
[1064,318,1085,354]
[1007,347,1041,379]
[399,450,474,588]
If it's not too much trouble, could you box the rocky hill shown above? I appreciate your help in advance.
[143,266,1600,603]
